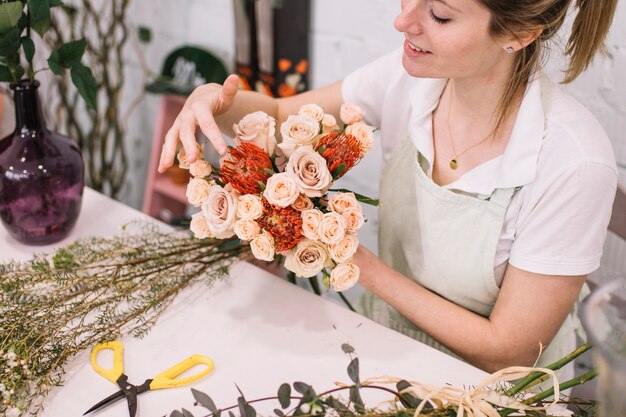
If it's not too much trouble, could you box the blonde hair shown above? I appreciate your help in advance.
[479,0,618,130]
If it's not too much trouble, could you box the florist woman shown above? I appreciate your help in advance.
[158,0,618,379]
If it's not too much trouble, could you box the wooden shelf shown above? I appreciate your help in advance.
[153,174,188,202]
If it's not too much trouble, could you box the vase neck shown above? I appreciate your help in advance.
[11,80,46,132]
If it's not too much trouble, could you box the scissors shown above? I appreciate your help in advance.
[84,341,214,417]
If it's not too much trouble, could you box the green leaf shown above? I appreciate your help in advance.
[49,0,64,7]
[316,144,326,155]
[0,64,12,82]
[170,411,184,417]
[347,358,359,385]
[322,273,330,289]
[396,380,422,409]
[181,409,195,417]
[273,409,284,417]
[138,25,151,43]
[349,386,365,414]
[27,0,50,37]
[191,388,217,412]
[0,2,24,34]
[331,163,347,179]
[237,397,256,417]
[21,36,34,62]
[278,383,291,409]
[329,189,380,207]
[57,38,86,67]
[341,343,355,354]
[228,412,236,417]
[0,27,21,57]
[14,63,24,79]
[47,49,61,74]
[70,63,98,110]
[293,382,316,403]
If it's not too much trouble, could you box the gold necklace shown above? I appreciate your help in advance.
[446,81,495,170]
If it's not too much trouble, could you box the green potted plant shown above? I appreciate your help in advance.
[0,0,97,245]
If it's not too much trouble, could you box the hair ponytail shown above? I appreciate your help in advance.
[563,0,618,83]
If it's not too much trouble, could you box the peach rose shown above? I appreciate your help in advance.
[186,178,212,207]
[233,111,277,155]
[250,230,275,261]
[339,103,364,125]
[201,184,239,239]
[177,142,205,169]
[237,194,263,220]
[263,172,299,207]
[189,159,213,178]
[319,211,346,245]
[345,122,375,156]
[234,219,261,241]
[328,235,359,263]
[321,114,340,134]
[301,209,323,240]
[284,238,332,277]
[285,146,332,198]
[291,194,314,211]
[277,114,320,157]
[190,212,211,239]
[298,103,325,122]
[342,209,365,234]
[330,263,360,292]
[327,192,361,215]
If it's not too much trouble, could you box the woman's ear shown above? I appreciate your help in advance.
[503,27,543,52]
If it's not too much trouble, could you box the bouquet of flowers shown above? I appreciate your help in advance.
[181,103,377,292]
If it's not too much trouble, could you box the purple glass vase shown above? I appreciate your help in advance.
[0,80,85,245]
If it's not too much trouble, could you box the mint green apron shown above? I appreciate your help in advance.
[359,135,578,379]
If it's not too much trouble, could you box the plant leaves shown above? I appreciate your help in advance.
[396,380,423,409]
[192,388,217,412]
[341,343,355,354]
[49,0,64,7]
[70,63,98,110]
[57,38,86,67]
[27,0,50,37]
[278,383,291,409]
[293,381,312,395]
[349,386,365,414]
[274,409,285,417]
[228,412,236,417]
[182,409,195,417]
[170,411,184,417]
[331,163,346,179]
[0,2,23,34]
[237,397,256,417]
[0,27,21,57]
[21,36,34,62]
[47,50,61,75]
[138,25,151,43]
[329,189,379,207]
[347,358,360,384]
[0,64,12,82]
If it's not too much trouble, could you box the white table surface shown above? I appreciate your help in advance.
[1,188,488,417]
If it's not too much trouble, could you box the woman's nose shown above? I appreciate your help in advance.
[394,0,423,34]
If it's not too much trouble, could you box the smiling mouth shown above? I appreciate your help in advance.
[407,40,430,53]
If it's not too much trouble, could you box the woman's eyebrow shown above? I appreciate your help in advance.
[434,0,461,13]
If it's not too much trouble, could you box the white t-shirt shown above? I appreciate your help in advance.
[342,48,617,284]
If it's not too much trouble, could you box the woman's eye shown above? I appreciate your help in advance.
[429,9,451,24]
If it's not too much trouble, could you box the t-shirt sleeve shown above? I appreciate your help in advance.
[509,160,617,276]
[341,49,403,127]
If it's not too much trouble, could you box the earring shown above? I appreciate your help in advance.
[506,46,514,53]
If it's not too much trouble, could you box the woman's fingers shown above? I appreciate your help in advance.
[159,118,182,173]
[220,74,240,108]
[193,105,227,155]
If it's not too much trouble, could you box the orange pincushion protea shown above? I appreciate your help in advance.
[220,143,274,194]
[257,200,303,252]
[315,132,362,179]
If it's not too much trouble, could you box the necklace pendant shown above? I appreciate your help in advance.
[449,159,458,170]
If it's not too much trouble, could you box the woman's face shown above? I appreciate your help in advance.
[395,0,511,81]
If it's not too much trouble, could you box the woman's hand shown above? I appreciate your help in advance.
[158,74,240,173]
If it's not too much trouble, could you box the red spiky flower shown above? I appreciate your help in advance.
[220,143,274,194]
[315,132,362,179]
[257,199,303,252]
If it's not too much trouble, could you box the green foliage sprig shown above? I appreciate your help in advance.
[169,344,599,417]
[0,0,97,109]
[0,221,248,416]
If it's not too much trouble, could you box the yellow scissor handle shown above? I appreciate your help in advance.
[149,354,214,390]
[90,341,125,383]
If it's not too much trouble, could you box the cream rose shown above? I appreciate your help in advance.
[250,230,275,261]
[263,172,300,207]
[301,209,323,240]
[177,142,205,169]
[345,122,375,156]
[328,235,359,263]
[189,212,211,239]
[232,111,277,155]
[342,209,365,234]
[189,159,213,178]
[298,103,325,122]
[237,194,263,220]
[277,114,320,157]
[321,114,340,134]
[318,211,346,245]
[201,184,239,239]
[283,238,332,277]
[186,178,212,207]
[285,146,332,197]
[330,263,360,292]
[327,192,361,214]
[234,219,261,241]
[291,194,314,211]
[339,103,364,125]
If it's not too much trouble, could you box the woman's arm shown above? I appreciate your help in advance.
[354,245,585,373]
